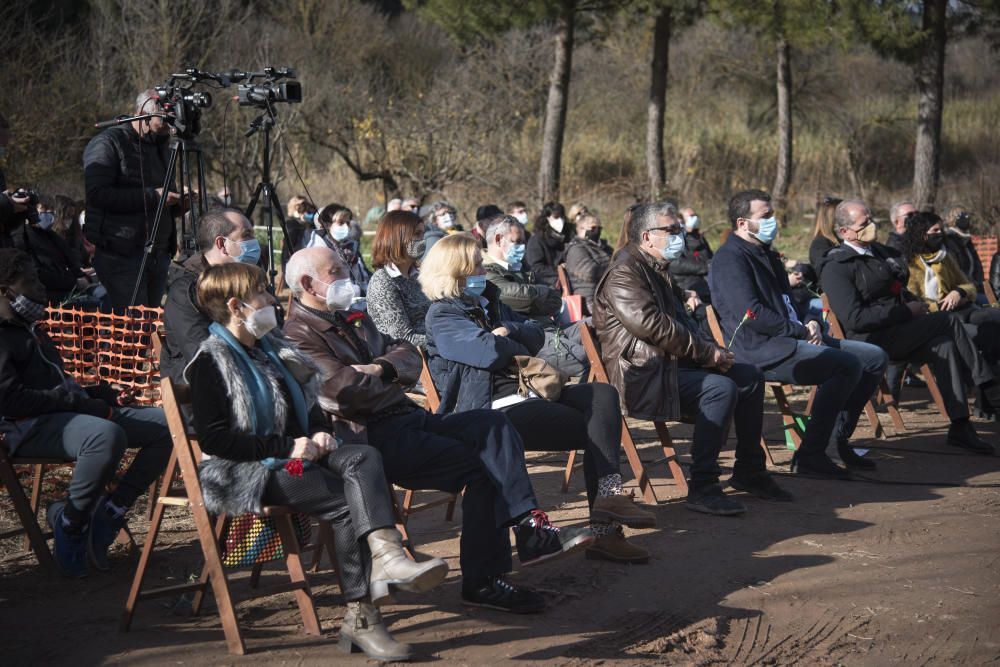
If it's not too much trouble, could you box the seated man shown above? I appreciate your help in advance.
[0,249,172,577]
[594,202,789,515]
[710,189,889,478]
[160,207,260,384]
[482,214,589,378]
[282,246,597,613]
[822,199,998,455]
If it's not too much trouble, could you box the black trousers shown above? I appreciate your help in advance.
[368,409,538,581]
[500,382,622,506]
[867,311,993,420]
[262,445,396,601]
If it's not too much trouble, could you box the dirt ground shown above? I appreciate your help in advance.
[2,387,999,666]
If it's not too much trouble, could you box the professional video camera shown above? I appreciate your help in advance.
[230,67,302,108]
[153,68,227,139]
[12,188,39,224]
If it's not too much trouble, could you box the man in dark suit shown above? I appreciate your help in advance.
[710,190,889,478]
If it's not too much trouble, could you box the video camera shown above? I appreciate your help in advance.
[229,67,302,108]
[153,68,226,140]
[12,188,39,224]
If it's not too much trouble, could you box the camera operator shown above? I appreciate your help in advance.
[0,113,36,249]
[84,89,182,310]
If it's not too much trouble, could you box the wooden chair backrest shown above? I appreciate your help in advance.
[820,294,847,340]
[557,264,573,297]
[160,375,203,465]
[985,280,998,307]
[704,305,726,347]
[578,321,610,384]
[418,348,441,413]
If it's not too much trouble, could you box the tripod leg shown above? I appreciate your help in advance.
[129,143,180,308]
[245,183,264,218]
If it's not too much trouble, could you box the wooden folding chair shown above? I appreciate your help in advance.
[821,296,911,432]
[556,264,585,321]
[121,377,326,656]
[985,281,998,307]
[703,305,807,462]
[0,438,60,570]
[393,350,458,523]
[566,323,683,501]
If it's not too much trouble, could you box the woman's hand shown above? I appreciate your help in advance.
[939,290,963,311]
[290,437,321,461]
[311,432,337,455]
[351,363,383,377]
[491,326,510,337]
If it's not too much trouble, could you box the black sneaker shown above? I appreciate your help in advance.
[685,486,747,516]
[461,576,546,613]
[729,472,794,502]
[836,441,877,470]
[791,453,852,479]
[946,420,995,455]
[513,510,595,567]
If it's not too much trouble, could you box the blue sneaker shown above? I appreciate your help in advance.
[46,501,88,578]
[88,496,127,571]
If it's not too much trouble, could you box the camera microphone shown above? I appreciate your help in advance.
[94,115,129,129]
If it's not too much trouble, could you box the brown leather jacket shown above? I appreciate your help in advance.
[592,245,718,421]
[282,299,422,445]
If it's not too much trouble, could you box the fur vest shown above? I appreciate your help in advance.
[184,332,321,516]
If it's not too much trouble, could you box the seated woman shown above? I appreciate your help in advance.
[902,211,1000,415]
[808,195,842,286]
[366,211,432,348]
[525,201,570,288]
[420,233,656,564]
[304,204,371,298]
[564,210,611,312]
[185,262,447,662]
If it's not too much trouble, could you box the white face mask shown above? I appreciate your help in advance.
[514,212,528,226]
[684,215,699,231]
[438,213,455,229]
[548,217,565,234]
[241,303,278,339]
[319,278,359,311]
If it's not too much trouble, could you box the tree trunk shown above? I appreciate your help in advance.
[537,0,575,204]
[913,0,947,210]
[646,7,671,201]
[772,36,793,219]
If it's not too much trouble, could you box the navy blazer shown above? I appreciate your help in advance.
[425,282,545,413]
[708,233,809,368]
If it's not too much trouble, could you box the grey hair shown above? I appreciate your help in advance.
[286,248,345,298]
[484,215,521,247]
[424,200,455,224]
[834,199,869,229]
[627,202,679,245]
[889,200,913,224]
[135,88,160,114]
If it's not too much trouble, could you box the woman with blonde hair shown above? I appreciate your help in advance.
[808,195,842,281]
[421,233,656,564]
[186,262,447,661]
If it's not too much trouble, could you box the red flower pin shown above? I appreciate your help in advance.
[284,459,305,477]
[890,281,903,296]
[346,311,366,327]
[693,251,700,258]
[822,308,830,322]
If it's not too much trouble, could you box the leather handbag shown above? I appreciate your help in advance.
[510,354,569,401]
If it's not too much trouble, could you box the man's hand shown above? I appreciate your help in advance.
[310,432,337,455]
[685,290,702,311]
[351,363,383,377]
[540,288,563,315]
[155,187,182,207]
[939,290,963,312]
[491,326,510,337]
[907,301,929,317]
[9,192,29,213]
[75,277,91,291]
[290,437,321,461]
[805,320,824,346]
[709,347,735,372]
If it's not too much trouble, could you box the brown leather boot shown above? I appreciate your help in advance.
[585,528,650,564]
[591,492,657,528]
[339,599,412,662]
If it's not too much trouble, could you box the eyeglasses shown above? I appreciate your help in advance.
[648,225,681,235]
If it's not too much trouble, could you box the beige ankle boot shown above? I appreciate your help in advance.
[339,599,412,662]
[367,528,448,606]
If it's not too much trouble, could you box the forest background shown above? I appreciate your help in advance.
[2,0,998,260]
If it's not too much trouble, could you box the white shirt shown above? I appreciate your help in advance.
[843,240,873,256]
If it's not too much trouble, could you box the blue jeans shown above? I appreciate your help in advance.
[676,362,767,490]
[762,337,889,456]
[15,407,172,522]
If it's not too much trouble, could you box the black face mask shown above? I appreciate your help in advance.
[585,227,602,242]
[924,233,944,251]
[955,214,971,231]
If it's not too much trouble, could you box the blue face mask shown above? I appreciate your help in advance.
[303,211,316,224]
[658,232,686,261]
[464,274,487,297]
[505,242,526,268]
[229,238,261,265]
[752,216,778,244]
[37,212,55,230]
[331,225,350,241]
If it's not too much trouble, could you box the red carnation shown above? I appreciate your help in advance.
[284,459,305,477]
[693,251,700,258]
[745,308,757,320]
[346,311,365,323]
[890,281,903,296]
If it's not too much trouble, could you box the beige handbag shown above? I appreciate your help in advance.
[510,355,569,401]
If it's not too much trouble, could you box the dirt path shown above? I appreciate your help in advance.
[2,392,999,666]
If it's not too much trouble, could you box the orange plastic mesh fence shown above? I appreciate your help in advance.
[972,235,998,278]
[41,305,164,407]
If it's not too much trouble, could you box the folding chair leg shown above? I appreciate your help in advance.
[310,521,337,573]
[192,515,228,616]
[759,437,776,467]
[444,494,457,521]
[23,463,46,553]
[863,400,886,439]
[401,489,415,518]
[191,512,246,655]
[390,489,414,560]
[653,422,688,495]
[921,364,950,420]
[621,422,658,504]
[561,450,577,493]
[274,515,322,637]
[880,383,906,432]
[804,386,818,417]
[0,458,55,570]
[771,385,804,448]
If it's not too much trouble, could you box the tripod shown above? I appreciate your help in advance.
[129,135,208,308]
[244,106,292,294]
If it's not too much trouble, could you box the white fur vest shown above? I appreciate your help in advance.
[184,332,321,516]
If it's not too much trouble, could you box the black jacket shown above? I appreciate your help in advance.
[709,234,809,368]
[83,124,176,257]
[668,232,712,283]
[161,252,211,384]
[564,237,612,305]
[808,235,838,286]
[11,223,85,302]
[525,229,567,288]
[820,243,913,341]
[944,230,984,291]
